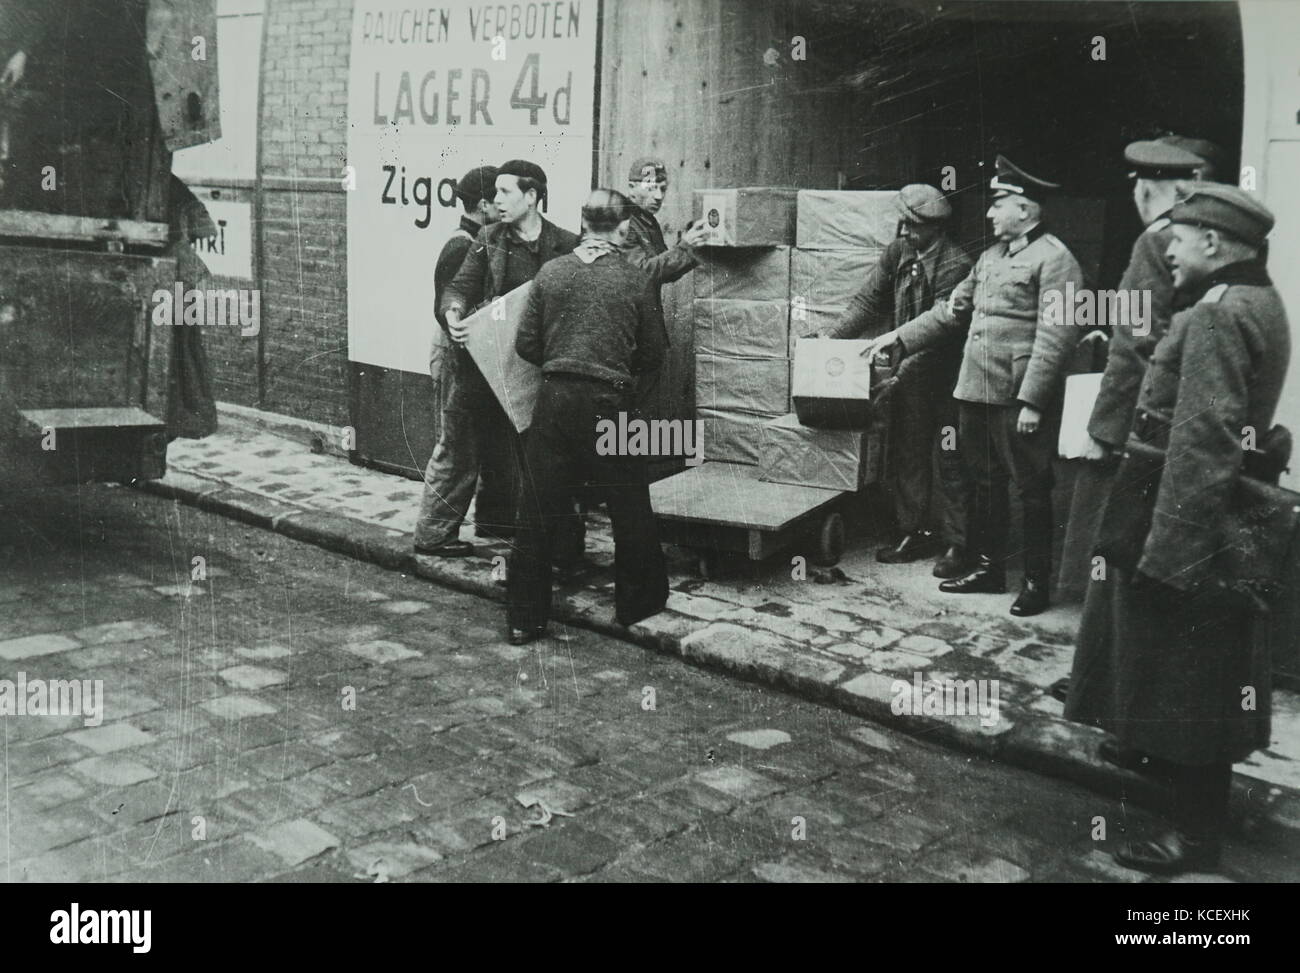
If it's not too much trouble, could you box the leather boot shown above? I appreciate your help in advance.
[939,555,1006,594]
[1010,576,1050,616]
[877,530,942,564]
[1114,830,1221,875]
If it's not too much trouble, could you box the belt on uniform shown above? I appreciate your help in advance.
[1131,409,1171,450]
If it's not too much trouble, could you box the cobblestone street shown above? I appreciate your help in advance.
[1,485,1297,882]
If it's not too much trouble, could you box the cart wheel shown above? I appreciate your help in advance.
[813,511,845,567]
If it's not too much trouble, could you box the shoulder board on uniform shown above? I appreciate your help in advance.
[1147,217,1171,233]
[1042,233,1066,250]
[1198,283,1229,304]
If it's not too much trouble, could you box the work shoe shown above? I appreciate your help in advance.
[932,545,972,579]
[507,626,546,646]
[1114,830,1221,876]
[938,557,1006,594]
[1049,677,1070,703]
[1009,578,1050,616]
[876,530,943,564]
[475,528,516,542]
[414,539,474,558]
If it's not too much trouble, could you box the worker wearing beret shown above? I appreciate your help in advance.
[1052,136,1217,696]
[865,156,1086,616]
[819,184,974,577]
[1065,183,1290,874]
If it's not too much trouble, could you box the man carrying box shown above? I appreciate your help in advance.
[816,183,973,576]
[865,156,1085,617]
[506,189,669,645]
[422,160,578,555]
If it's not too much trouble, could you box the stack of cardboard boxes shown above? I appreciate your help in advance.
[691,187,901,490]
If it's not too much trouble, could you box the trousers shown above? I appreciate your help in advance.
[507,374,668,631]
[886,370,968,545]
[413,345,523,546]
[959,401,1056,582]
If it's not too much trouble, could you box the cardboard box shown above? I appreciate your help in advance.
[790,248,880,309]
[695,353,791,416]
[796,190,899,250]
[692,298,789,360]
[697,408,779,465]
[788,304,848,352]
[791,337,873,428]
[759,412,870,492]
[694,187,799,247]
[462,281,541,433]
[693,247,791,301]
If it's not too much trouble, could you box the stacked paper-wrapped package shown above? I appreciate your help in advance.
[788,191,898,353]
[692,246,792,464]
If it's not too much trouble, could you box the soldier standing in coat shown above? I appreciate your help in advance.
[1051,136,1217,697]
[1065,184,1290,874]
[865,157,1086,616]
[816,184,974,577]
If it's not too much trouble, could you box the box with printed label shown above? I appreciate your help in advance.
[694,188,799,247]
[692,299,789,360]
[693,247,791,302]
[788,304,848,352]
[759,412,870,492]
[791,337,873,427]
[695,353,791,416]
[796,190,899,250]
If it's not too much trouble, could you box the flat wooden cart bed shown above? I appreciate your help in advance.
[649,461,846,577]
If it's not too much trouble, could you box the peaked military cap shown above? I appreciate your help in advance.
[989,155,1060,204]
[1125,137,1214,181]
[1169,182,1274,248]
[897,183,952,224]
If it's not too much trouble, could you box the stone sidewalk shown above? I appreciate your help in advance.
[141,409,1300,835]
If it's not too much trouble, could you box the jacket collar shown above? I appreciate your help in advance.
[1006,222,1046,256]
[1178,259,1272,304]
[458,215,482,236]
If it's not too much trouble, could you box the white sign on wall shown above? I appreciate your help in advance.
[346,0,598,373]
[190,192,254,281]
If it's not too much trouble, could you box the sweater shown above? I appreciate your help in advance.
[515,251,666,387]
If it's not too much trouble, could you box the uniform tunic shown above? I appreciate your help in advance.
[1065,262,1291,764]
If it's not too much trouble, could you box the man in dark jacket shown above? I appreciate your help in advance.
[506,189,669,645]
[820,184,973,576]
[412,165,498,555]
[621,157,709,412]
[1066,183,1290,875]
[421,160,578,554]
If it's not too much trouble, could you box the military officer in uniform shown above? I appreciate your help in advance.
[1065,184,1290,874]
[865,156,1086,616]
[1051,135,1218,700]
[817,184,974,576]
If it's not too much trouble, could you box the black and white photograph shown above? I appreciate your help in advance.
[1,0,1298,911]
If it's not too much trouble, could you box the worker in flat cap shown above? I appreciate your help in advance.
[864,156,1086,616]
[420,160,579,556]
[1051,136,1218,701]
[817,184,973,575]
[1066,183,1290,874]
[413,165,501,557]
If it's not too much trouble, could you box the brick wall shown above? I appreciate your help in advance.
[256,0,353,425]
